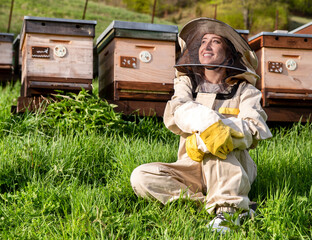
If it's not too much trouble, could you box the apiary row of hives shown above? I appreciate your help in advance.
[1,16,311,122]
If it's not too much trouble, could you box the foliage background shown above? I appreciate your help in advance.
[1,0,312,39]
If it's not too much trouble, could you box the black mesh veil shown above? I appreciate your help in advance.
[175,18,259,86]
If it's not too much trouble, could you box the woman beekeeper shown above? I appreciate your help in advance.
[130,17,272,233]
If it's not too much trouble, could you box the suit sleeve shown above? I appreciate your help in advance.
[163,76,221,135]
[221,84,272,150]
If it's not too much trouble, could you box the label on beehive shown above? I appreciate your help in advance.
[31,47,50,58]
[268,61,283,73]
[120,56,137,68]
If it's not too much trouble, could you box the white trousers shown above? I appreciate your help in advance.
[130,151,256,214]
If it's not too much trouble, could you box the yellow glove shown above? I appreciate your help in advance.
[186,133,205,162]
[200,120,245,160]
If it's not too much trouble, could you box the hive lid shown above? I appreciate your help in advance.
[249,31,312,50]
[249,31,312,41]
[20,16,97,50]
[236,29,249,35]
[96,20,178,52]
[0,33,14,43]
[23,16,97,25]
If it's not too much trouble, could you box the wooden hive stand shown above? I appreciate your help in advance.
[96,20,179,117]
[249,31,312,122]
[17,16,97,113]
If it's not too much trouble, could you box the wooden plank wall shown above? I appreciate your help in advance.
[114,38,175,84]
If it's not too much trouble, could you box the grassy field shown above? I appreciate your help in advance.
[1,1,312,239]
[0,81,311,239]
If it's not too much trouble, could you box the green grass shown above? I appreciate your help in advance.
[0,82,311,239]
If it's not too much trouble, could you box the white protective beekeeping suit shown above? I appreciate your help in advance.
[130,18,272,214]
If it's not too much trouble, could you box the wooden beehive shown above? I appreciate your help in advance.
[96,20,178,116]
[0,33,14,83]
[19,16,96,98]
[249,32,312,122]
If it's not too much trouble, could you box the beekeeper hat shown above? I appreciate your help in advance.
[175,17,259,86]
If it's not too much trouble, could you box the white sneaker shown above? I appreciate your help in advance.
[207,212,238,234]
[207,210,255,234]
[239,209,256,219]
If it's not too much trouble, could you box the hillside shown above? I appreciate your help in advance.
[0,0,174,41]
[2,0,312,42]
[161,1,312,35]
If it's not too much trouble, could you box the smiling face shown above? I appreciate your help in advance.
[198,34,229,65]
